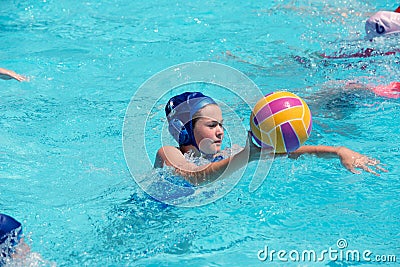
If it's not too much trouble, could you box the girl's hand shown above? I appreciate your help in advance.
[337,147,388,176]
[0,68,28,82]
[245,131,273,162]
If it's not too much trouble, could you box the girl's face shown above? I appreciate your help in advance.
[192,104,224,155]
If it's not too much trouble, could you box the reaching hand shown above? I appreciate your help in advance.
[0,68,28,82]
[337,147,387,176]
[245,131,273,162]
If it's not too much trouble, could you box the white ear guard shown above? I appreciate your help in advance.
[168,118,190,145]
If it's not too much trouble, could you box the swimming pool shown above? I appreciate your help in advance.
[1,0,399,266]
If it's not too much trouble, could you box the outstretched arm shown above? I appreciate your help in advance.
[0,67,28,81]
[289,145,387,176]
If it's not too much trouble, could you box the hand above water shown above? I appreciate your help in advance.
[337,146,388,176]
[0,67,28,82]
[246,131,273,162]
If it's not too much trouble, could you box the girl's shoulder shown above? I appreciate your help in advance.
[156,145,181,156]
[154,145,185,168]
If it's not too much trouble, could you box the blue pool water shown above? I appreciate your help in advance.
[1,0,399,266]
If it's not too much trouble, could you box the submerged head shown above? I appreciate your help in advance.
[0,214,22,260]
[365,11,400,40]
[165,92,224,154]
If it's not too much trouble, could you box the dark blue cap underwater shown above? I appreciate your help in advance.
[1,213,22,261]
[0,214,21,245]
[165,92,217,147]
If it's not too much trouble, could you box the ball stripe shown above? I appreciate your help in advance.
[281,122,300,152]
[275,126,285,152]
[301,99,311,124]
[251,128,274,149]
[251,114,271,145]
[307,116,312,136]
[254,97,302,126]
[251,131,263,147]
[269,97,302,114]
[258,106,304,130]
[253,105,272,126]
[290,120,308,141]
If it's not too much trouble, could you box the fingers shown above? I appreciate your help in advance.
[359,164,380,176]
[15,75,28,82]
[363,157,389,173]
[350,156,387,176]
[375,165,388,173]
[247,131,259,149]
[346,163,361,174]
[12,73,28,82]
[245,131,251,148]
[247,130,252,139]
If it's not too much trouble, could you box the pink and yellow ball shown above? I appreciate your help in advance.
[250,91,312,153]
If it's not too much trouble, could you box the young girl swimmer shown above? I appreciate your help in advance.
[154,92,386,186]
[321,7,400,59]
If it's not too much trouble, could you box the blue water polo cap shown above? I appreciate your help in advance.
[165,92,217,147]
[0,214,21,244]
[0,214,22,259]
